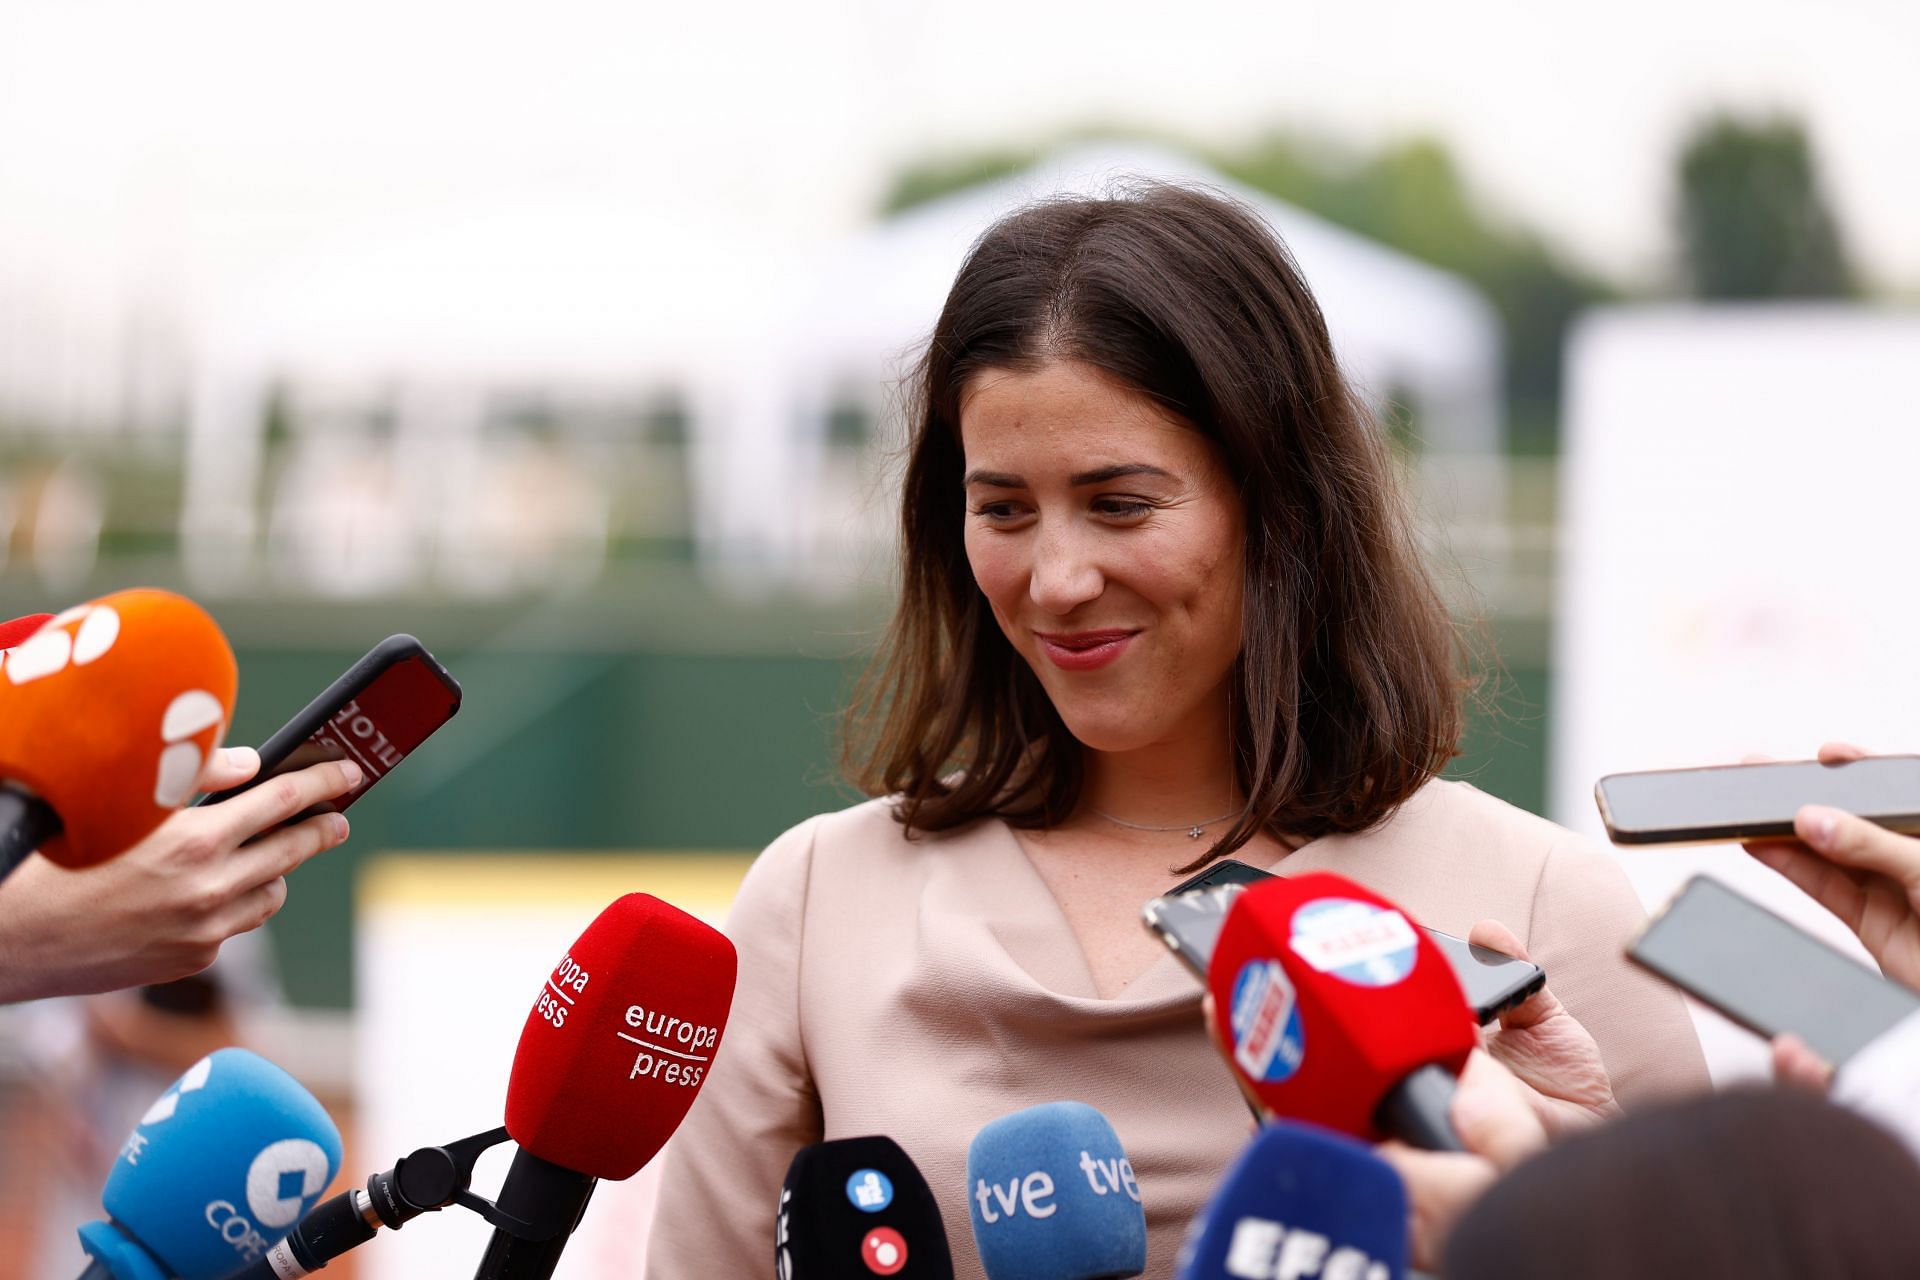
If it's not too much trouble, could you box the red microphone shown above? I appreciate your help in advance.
[240,893,739,1280]
[481,893,739,1276]
[1207,872,1478,1151]
[0,590,237,882]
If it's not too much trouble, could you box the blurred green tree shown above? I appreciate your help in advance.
[1677,114,1854,299]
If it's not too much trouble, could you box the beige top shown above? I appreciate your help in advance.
[644,779,1708,1279]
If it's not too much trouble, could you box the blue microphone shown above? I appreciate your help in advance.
[966,1101,1147,1280]
[1175,1122,1406,1280]
[77,1048,344,1280]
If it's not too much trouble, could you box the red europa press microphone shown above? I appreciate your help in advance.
[241,893,739,1280]
[486,892,739,1278]
[1209,872,1479,1151]
[0,590,237,882]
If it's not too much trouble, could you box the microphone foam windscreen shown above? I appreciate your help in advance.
[0,588,236,866]
[0,613,52,649]
[778,1135,954,1279]
[85,1048,343,1279]
[1207,873,1477,1141]
[1175,1122,1407,1280]
[966,1101,1147,1280]
[506,892,738,1180]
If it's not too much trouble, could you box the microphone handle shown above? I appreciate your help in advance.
[471,1149,597,1280]
[1376,1062,1466,1152]
[0,784,61,883]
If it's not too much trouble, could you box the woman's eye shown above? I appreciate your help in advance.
[1094,498,1154,519]
[970,502,1026,521]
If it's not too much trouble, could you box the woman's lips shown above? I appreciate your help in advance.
[1033,629,1138,672]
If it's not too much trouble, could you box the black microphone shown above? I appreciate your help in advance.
[778,1136,954,1279]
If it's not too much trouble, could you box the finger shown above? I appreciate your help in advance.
[224,813,350,894]
[1770,1033,1835,1093]
[1795,807,1920,893]
[207,759,362,848]
[1745,839,1873,925]
[1465,919,1561,1030]
[1818,742,1871,764]
[1451,1051,1548,1169]
[1466,918,1529,962]
[211,875,291,942]
[195,745,262,793]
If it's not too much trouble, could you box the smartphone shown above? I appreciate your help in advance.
[1595,756,1920,846]
[198,635,461,818]
[1142,859,1546,1024]
[1628,875,1918,1066]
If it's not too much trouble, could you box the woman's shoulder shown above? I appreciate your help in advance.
[1379,777,1595,867]
[741,794,987,894]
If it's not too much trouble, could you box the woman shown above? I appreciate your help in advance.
[646,184,1704,1277]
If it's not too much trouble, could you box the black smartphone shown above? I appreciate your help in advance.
[1629,875,1919,1066]
[1595,756,1920,846]
[198,635,461,818]
[1141,859,1546,1024]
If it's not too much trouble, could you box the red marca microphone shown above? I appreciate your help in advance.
[480,893,739,1279]
[0,591,236,882]
[1208,873,1478,1151]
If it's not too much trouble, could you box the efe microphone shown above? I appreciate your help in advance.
[778,1136,953,1279]
[1175,1121,1406,1280]
[244,892,738,1280]
[1207,873,1477,1150]
[0,590,236,881]
[966,1101,1147,1280]
[76,1048,342,1280]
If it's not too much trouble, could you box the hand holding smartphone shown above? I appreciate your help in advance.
[199,635,461,823]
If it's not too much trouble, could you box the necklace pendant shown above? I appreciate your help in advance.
[1188,825,1204,840]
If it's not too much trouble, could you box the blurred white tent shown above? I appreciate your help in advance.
[767,143,1507,594]
[177,147,1505,599]
[180,199,796,596]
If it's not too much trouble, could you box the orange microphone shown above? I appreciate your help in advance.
[0,589,237,882]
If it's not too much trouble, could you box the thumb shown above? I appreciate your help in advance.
[1796,806,1920,891]
[195,745,262,794]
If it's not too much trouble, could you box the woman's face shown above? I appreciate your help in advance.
[959,359,1246,755]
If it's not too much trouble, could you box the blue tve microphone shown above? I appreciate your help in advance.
[966,1101,1147,1280]
[1175,1122,1406,1280]
[76,1048,344,1280]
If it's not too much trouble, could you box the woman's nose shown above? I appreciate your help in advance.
[1027,519,1104,615]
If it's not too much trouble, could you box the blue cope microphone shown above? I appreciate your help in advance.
[76,1048,344,1280]
[966,1101,1147,1280]
[1175,1123,1405,1280]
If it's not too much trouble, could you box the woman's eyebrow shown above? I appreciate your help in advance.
[961,463,1174,488]
[1069,463,1173,486]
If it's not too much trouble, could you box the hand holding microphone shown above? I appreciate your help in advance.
[0,591,359,1001]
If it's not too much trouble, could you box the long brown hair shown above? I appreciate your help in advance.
[843,182,1463,868]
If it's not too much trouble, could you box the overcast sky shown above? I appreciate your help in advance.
[0,0,1913,322]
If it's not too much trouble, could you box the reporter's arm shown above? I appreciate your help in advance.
[0,747,358,1002]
